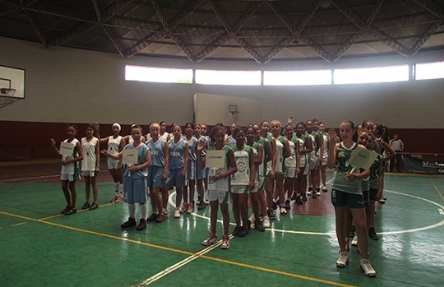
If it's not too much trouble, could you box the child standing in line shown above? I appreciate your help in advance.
[231,127,255,237]
[327,120,376,277]
[194,123,208,210]
[102,125,151,231]
[80,124,100,210]
[183,122,198,213]
[167,124,189,218]
[50,125,84,215]
[95,123,125,203]
[197,126,237,249]
[146,123,169,223]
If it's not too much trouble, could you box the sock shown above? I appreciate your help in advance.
[128,204,136,218]
[119,183,123,195]
[114,182,119,195]
[140,204,147,219]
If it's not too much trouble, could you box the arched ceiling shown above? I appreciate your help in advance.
[1,0,444,64]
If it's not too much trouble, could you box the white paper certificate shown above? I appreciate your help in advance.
[348,147,379,170]
[206,150,225,169]
[59,142,75,157]
[122,149,138,165]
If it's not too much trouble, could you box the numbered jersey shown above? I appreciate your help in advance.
[81,137,99,172]
[207,145,231,192]
[231,145,251,186]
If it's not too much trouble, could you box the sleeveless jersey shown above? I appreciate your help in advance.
[285,134,297,169]
[231,145,251,186]
[322,132,328,158]
[369,154,381,189]
[207,145,231,192]
[107,135,122,154]
[295,134,307,167]
[269,135,285,173]
[255,137,267,177]
[184,136,198,162]
[331,142,362,194]
[251,142,260,180]
[61,138,80,176]
[146,138,165,167]
[123,143,149,178]
[168,138,186,169]
[81,137,99,172]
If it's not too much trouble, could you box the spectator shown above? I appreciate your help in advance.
[389,134,404,172]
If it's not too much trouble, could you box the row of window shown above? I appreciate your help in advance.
[125,61,444,86]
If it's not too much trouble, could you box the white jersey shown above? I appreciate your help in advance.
[146,132,169,141]
[284,137,296,169]
[81,137,99,172]
[274,136,284,173]
[107,135,122,154]
[61,138,79,175]
[231,145,251,186]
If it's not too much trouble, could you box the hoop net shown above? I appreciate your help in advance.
[0,88,16,97]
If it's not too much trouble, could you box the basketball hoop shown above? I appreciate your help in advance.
[0,88,16,97]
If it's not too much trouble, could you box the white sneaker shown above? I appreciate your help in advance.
[306,190,312,195]
[351,234,358,246]
[263,216,270,228]
[336,251,349,267]
[221,235,230,249]
[360,258,376,277]
[249,213,255,223]
[280,207,287,215]
[316,190,321,196]
[174,207,180,218]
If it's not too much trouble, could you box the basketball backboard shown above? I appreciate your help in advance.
[0,65,25,99]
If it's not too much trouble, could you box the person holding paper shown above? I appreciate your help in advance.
[50,125,84,215]
[102,125,151,231]
[197,125,237,249]
[231,127,255,237]
[327,120,376,277]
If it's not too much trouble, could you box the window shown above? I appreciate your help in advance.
[264,70,331,85]
[125,65,192,83]
[334,65,409,84]
[195,70,261,85]
[415,61,444,80]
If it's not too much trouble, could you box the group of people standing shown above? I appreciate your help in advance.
[51,117,395,278]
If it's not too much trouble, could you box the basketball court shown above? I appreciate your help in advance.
[1,160,443,287]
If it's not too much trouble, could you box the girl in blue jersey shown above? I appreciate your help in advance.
[194,123,208,210]
[146,123,169,223]
[167,124,189,218]
[197,125,237,249]
[50,125,84,215]
[183,122,198,213]
[231,127,255,237]
[327,120,376,277]
[102,125,151,231]
[95,123,125,203]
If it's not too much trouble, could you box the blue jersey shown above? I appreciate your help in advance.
[146,138,166,167]
[168,138,186,169]
[184,136,198,161]
[123,143,149,178]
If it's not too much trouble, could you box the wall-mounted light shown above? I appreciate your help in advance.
[229,105,239,115]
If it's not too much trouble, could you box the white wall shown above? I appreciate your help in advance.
[1,36,443,128]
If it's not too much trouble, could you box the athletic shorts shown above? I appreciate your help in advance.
[147,166,165,188]
[195,161,205,180]
[369,188,378,200]
[331,189,365,209]
[123,176,147,204]
[82,170,97,177]
[207,189,230,204]
[107,158,119,169]
[285,167,296,178]
[60,173,80,182]
[186,160,196,180]
[321,154,328,166]
[231,185,249,194]
[309,154,320,170]
[298,165,309,176]
[167,168,186,188]
[255,175,265,192]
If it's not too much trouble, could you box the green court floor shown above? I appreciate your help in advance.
[1,169,443,287]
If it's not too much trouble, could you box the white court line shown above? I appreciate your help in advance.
[0,174,59,182]
[135,235,233,286]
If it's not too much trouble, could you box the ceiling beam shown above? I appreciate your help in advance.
[267,0,332,62]
[47,0,135,48]
[20,0,47,46]
[199,0,263,63]
[124,0,204,57]
[331,0,385,62]
[330,0,410,57]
